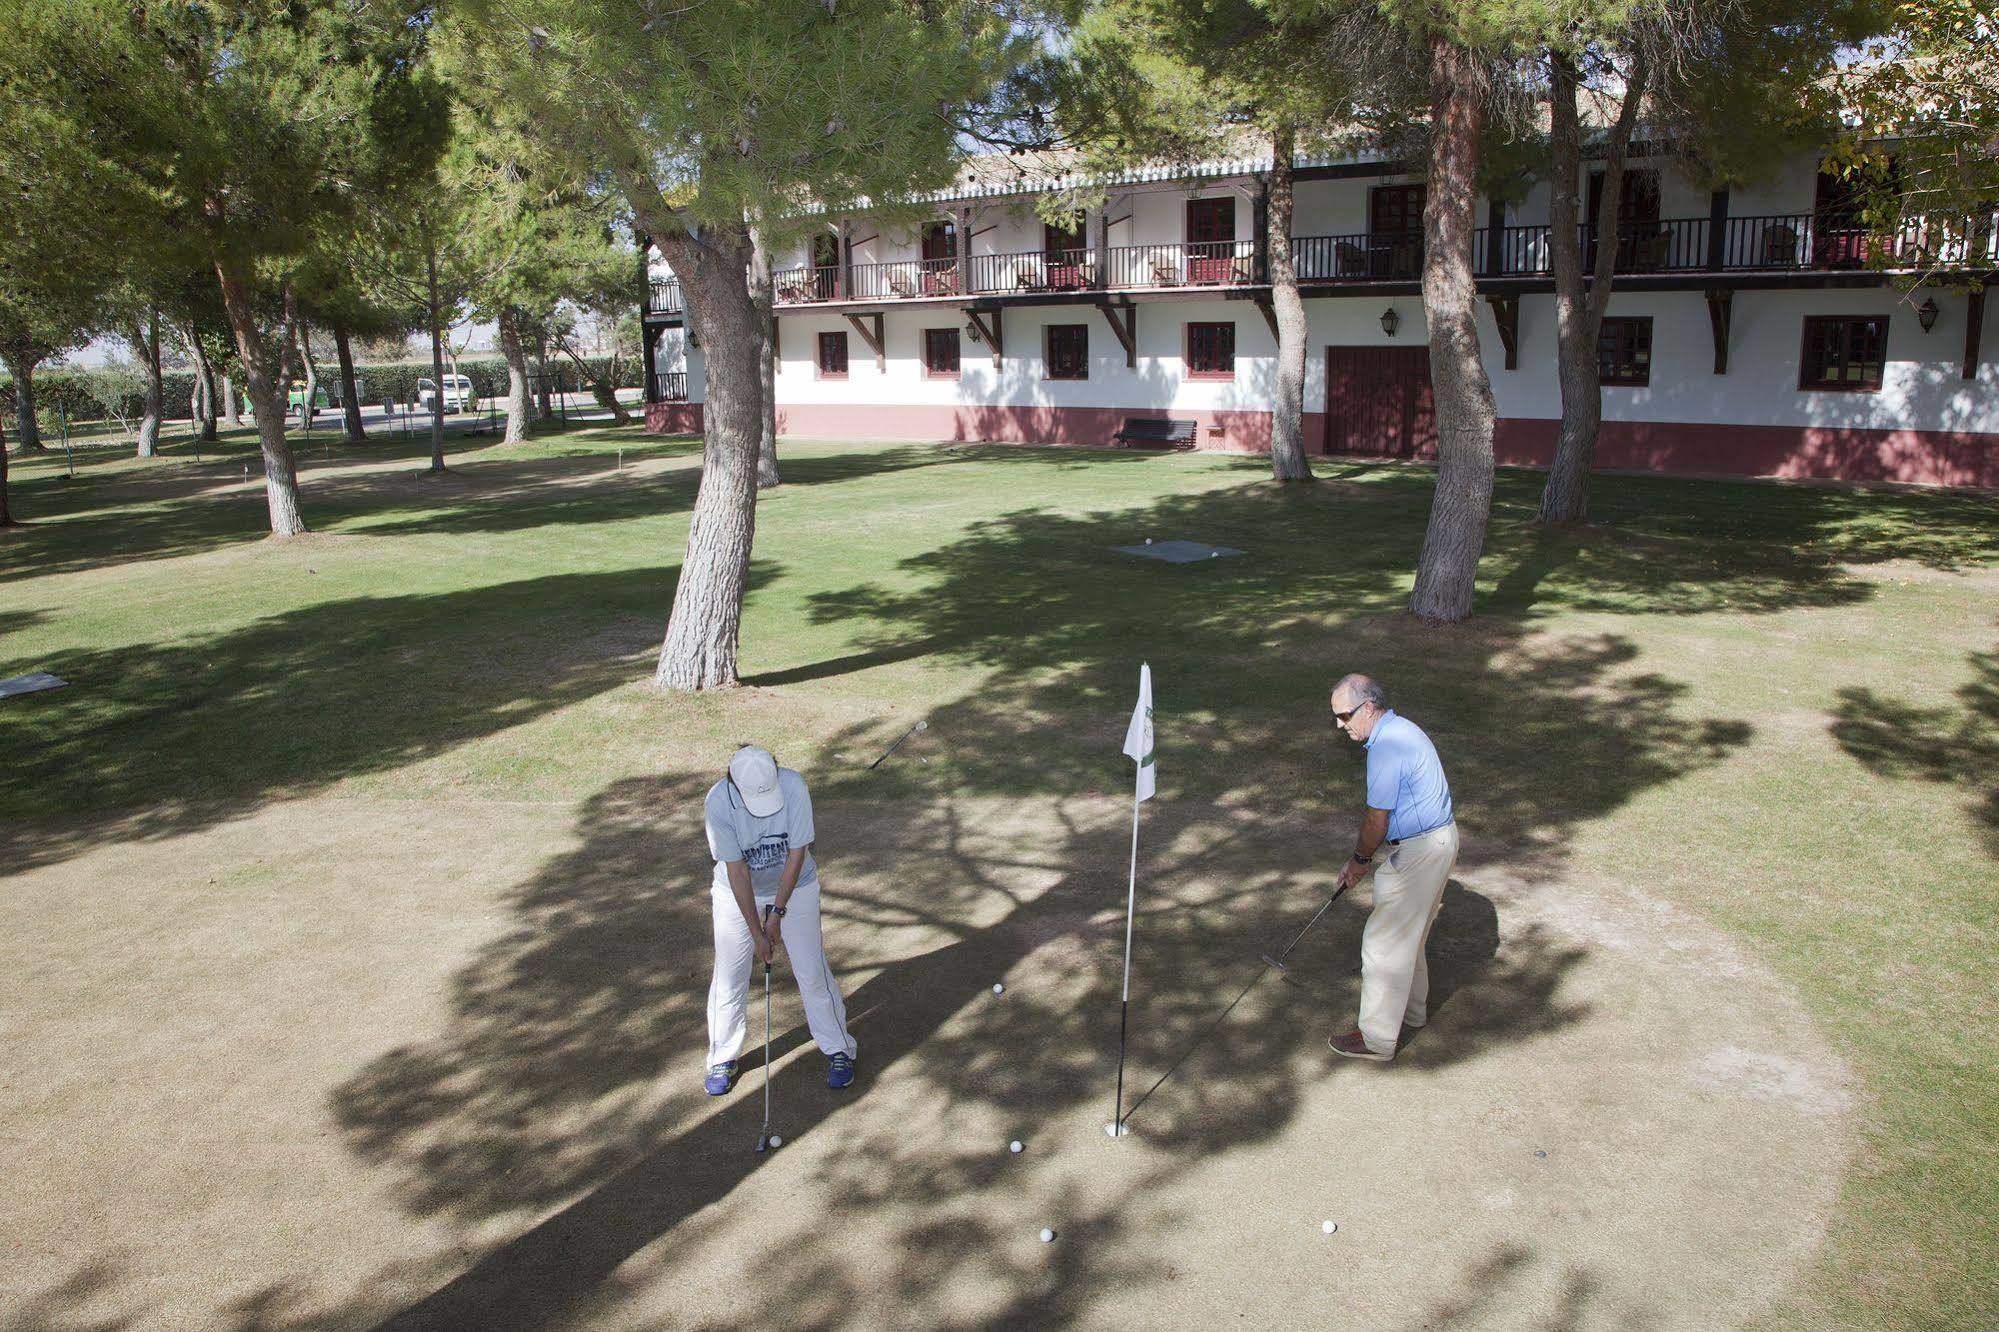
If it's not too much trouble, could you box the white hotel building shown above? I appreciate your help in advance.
[639,147,1999,487]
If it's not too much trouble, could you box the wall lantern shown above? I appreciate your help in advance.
[1380,307,1400,338]
[964,320,983,344]
[1917,296,1939,333]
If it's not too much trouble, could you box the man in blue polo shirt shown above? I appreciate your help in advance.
[1327,673,1460,1061]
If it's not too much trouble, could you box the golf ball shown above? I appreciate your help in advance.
[1039,1228,1055,1243]
[1144,537,1153,545]
[1322,1220,1337,1234]
[769,1134,782,1148]
[1103,1121,1123,1138]
[993,983,1005,994]
[1009,1140,1023,1154]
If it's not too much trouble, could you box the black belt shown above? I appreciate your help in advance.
[1387,820,1454,847]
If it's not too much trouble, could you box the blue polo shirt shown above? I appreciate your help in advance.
[1363,709,1453,842]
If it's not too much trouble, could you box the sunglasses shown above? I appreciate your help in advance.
[1332,704,1368,724]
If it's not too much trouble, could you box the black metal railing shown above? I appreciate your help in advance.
[651,210,1999,319]
[648,370,688,403]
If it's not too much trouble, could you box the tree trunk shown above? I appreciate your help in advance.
[215,254,308,536]
[498,307,533,444]
[187,329,219,443]
[299,324,320,433]
[425,242,447,473]
[1267,127,1315,483]
[333,325,366,443]
[4,353,46,453]
[1408,36,1497,624]
[134,311,163,458]
[1539,47,1648,526]
[0,418,12,524]
[748,220,781,488]
[647,224,763,690]
[220,372,240,426]
[534,341,555,420]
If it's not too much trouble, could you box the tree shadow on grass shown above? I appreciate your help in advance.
[1830,645,1998,858]
[0,562,795,875]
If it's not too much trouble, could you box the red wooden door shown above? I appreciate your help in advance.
[1324,346,1435,458]
[1186,197,1236,284]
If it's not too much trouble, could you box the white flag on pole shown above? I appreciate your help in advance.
[1122,663,1155,802]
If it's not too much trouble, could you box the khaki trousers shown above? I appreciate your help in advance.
[1357,821,1460,1055]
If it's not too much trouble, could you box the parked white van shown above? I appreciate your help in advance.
[415,375,478,414]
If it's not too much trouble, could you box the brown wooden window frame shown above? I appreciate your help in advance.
[1045,323,1089,380]
[816,330,849,379]
[923,327,962,379]
[1596,316,1653,387]
[1186,321,1236,379]
[1799,315,1888,392]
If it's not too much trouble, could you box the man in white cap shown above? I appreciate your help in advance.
[702,745,858,1094]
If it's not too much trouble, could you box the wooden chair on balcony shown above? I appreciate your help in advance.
[1761,224,1799,267]
[1335,242,1369,278]
[1628,228,1672,272]
[1014,260,1046,293]
[1229,254,1255,284]
[1151,256,1183,287]
[886,269,919,299]
[775,277,814,305]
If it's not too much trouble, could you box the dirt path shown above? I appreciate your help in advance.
[1,793,1853,1330]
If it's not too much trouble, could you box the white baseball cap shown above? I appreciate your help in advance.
[728,746,784,817]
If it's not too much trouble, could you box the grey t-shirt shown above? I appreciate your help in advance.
[704,768,818,896]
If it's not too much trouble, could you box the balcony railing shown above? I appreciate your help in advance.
[647,278,683,316]
[648,370,688,403]
[646,211,1998,318]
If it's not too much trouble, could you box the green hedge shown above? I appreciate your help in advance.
[3,353,641,427]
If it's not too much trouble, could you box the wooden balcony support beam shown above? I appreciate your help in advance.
[1705,288,1732,374]
[1966,288,1986,380]
[966,308,1004,367]
[845,312,885,372]
[1486,295,1519,370]
[1100,301,1138,368]
[1251,291,1279,341]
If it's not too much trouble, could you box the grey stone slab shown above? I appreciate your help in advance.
[0,672,68,701]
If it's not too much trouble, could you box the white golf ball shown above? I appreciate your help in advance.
[769,1134,782,1148]
[993,983,1005,994]
[1144,537,1153,545]
[1322,1220,1337,1234]
[1103,1121,1122,1138]
[1009,1140,1023,1154]
[1039,1228,1055,1243]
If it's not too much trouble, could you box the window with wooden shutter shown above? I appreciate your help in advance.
[1046,324,1088,380]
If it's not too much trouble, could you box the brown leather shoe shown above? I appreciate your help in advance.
[1329,1029,1392,1061]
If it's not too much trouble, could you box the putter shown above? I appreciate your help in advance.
[754,903,776,1153]
[868,719,927,769]
[1260,882,1350,974]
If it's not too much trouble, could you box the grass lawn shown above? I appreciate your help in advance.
[2,429,1994,1327]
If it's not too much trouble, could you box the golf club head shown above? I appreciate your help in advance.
[1259,953,1289,972]
[755,1131,770,1153]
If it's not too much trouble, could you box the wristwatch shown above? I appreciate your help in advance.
[1351,851,1372,865]
[771,905,788,918]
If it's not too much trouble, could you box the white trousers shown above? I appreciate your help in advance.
[707,879,857,1068]
[1357,821,1460,1055]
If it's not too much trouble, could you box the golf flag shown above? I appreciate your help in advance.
[1122,663,1155,802]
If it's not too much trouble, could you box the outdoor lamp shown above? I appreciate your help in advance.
[1380,307,1400,338]
[964,320,983,344]
[1917,296,1939,332]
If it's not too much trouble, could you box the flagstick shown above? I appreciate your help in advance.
[1113,766,1140,1137]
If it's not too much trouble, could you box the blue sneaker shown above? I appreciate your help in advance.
[826,1051,856,1090]
[703,1061,738,1096]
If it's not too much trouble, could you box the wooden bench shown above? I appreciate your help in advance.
[1112,417,1198,450]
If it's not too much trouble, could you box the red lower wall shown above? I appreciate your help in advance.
[646,400,1999,488]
